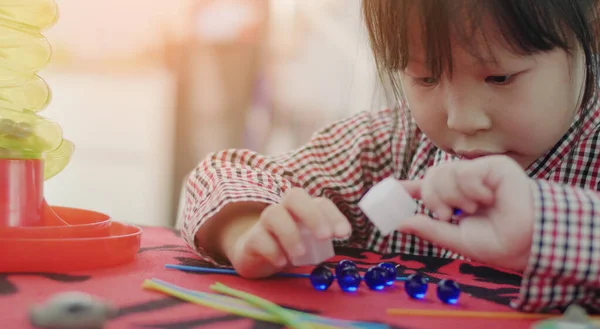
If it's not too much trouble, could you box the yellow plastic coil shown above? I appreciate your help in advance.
[0,0,73,180]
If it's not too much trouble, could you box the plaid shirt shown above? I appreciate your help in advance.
[181,102,600,313]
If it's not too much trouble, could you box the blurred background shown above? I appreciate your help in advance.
[41,0,388,227]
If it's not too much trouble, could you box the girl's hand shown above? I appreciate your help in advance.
[226,188,352,278]
[398,155,535,272]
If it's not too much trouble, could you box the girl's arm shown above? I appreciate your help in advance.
[513,173,600,312]
[180,108,409,265]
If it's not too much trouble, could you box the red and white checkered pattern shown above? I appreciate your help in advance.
[181,102,600,313]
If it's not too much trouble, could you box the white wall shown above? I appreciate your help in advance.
[41,69,177,227]
[272,0,386,120]
[45,0,191,60]
[264,0,389,154]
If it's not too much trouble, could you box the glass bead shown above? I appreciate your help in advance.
[364,266,387,291]
[309,265,334,291]
[337,268,361,292]
[437,279,460,304]
[404,273,428,299]
[335,259,356,277]
[377,262,397,286]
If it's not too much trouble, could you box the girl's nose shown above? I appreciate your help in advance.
[445,94,492,136]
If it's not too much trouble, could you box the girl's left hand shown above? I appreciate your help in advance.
[398,155,535,272]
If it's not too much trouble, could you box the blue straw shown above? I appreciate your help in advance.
[165,264,407,281]
[166,264,310,278]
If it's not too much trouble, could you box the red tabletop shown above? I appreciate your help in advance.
[0,226,542,329]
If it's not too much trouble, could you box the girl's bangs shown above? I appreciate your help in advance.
[363,0,597,78]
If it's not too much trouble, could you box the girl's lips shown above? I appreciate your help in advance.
[454,150,507,160]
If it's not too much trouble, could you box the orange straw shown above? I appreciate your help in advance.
[386,308,600,321]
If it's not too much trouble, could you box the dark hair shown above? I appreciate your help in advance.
[362,0,600,177]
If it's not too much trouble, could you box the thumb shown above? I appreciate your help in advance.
[397,215,467,254]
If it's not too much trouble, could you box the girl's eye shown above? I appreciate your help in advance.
[413,77,438,86]
[485,75,514,85]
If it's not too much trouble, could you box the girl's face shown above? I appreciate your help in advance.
[400,26,586,169]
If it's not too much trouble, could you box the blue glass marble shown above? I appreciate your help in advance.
[335,260,356,277]
[337,268,362,292]
[364,266,387,291]
[309,265,334,291]
[404,273,429,299]
[437,279,460,304]
[377,262,397,286]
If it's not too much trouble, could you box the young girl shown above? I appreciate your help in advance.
[180,0,600,313]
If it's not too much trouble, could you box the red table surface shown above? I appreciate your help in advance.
[0,226,543,329]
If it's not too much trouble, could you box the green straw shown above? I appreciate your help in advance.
[210,282,312,329]
[143,279,376,329]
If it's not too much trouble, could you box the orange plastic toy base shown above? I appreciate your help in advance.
[0,159,142,273]
[0,203,142,272]
[0,204,112,239]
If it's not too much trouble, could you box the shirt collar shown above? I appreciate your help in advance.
[525,96,600,179]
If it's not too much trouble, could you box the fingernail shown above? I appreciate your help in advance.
[293,244,306,257]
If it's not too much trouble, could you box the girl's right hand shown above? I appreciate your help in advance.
[226,188,352,278]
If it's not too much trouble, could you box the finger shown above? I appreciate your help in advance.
[455,163,495,206]
[399,179,422,199]
[396,215,469,257]
[281,188,332,239]
[437,168,479,214]
[422,167,480,220]
[260,205,305,260]
[245,224,288,268]
[420,173,454,221]
[455,174,494,207]
[313,197,352,238]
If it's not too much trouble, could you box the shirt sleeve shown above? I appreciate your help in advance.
[180,108,408,265]
[512,179,600,313]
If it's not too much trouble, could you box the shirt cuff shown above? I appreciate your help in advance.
[512,179,600,312]
[181,177,284,267]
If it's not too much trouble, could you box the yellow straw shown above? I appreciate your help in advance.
[142,279,355,329]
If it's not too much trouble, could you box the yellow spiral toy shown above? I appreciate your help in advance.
[0,0,73,180]
[0,0,144,274]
